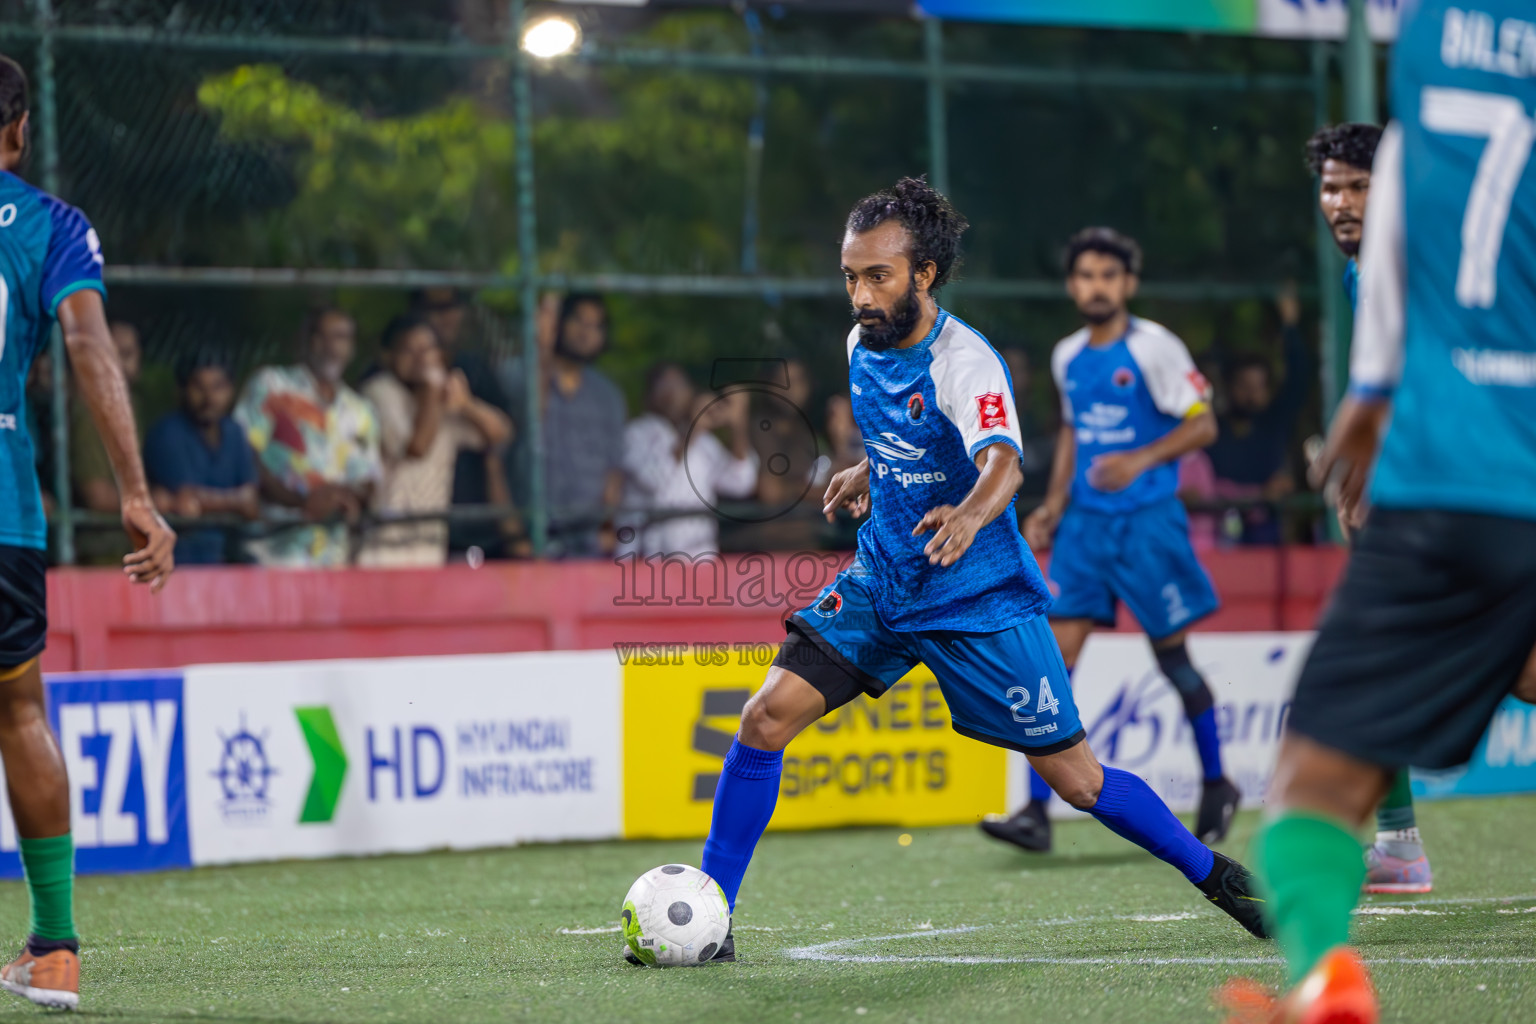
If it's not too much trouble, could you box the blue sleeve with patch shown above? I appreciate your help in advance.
[39,197,105,316]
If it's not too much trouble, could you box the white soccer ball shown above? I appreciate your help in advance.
[620,864,731,967]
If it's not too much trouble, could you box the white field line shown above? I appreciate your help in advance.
[784,925,1536,968]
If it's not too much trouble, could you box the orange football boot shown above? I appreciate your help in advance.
[1218,947,1376,1024]
[0,946,79,1010]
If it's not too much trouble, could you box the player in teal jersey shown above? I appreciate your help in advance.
[0,56,175,1009]
[1308,122,1435,895]
[1223,3,1536,1020]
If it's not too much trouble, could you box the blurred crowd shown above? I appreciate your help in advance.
[26,286,1318,569]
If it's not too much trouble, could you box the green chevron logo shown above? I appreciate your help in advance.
[295,706,348,824]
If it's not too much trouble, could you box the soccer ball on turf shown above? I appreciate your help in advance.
[620,864,730,966]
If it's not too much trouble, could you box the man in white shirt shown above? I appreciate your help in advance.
[620,361,758,558]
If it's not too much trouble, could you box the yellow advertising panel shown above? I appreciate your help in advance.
[622,646,1007,839]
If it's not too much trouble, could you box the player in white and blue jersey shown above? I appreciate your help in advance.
[0,55,174,1009]
[981,228,1239,858]
[1308,121,1437,896]
[638,179,1268,966]
[1222,2,1536,1018]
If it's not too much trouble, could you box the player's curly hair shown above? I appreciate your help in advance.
[844,176,969,291]
[0,56,24,128]
[1305,123,1382,176]
[1063,227,1143,276]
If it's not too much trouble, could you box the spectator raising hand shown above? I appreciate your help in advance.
[619,362,758,559]
[360,315,511,568]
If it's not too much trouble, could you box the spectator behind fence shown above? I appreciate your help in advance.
[738,358,826,551]
[70,320,144,563]
[235,306,381,567]
[410,287,514,559]
[619,362,758,559]
[502,292,626,557]
[360,316,512,567]
[144,353,259,565]
[1196,286,1316,546]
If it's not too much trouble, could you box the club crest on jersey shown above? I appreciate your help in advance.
[1112,367,1134,389]
[816,590,843,616]
[976,392,1008,430]
[906,393,925,424]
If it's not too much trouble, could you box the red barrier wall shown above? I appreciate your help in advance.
[40,546,1348,673]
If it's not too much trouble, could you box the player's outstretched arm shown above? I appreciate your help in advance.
[58,289,175,590]
[1087,408,1216,493]
[912,443,1022,568]
[1024,423,1075,551]
[821,457,870,523]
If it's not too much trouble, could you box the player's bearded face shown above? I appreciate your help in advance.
[853,273,922,351]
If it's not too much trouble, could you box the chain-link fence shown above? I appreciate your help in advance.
[3,0,1353,564]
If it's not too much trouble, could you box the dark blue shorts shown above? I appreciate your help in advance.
[0,545,47,668]
[782,569,1084,755]
[1046,499,1218,640]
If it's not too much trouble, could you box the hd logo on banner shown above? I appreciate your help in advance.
[181,652,621,865]
[622,650,1006,840]
[0,672,190,877]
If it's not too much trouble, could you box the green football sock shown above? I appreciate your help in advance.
[18,834,76,942]
[1253,813,1364,987]
[1376,769,1417,832]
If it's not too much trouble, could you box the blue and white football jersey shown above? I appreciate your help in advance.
[1352,0,1536,520]
[0,171,106,550]
[1050,318,1211,515]
[847,309,1052,633]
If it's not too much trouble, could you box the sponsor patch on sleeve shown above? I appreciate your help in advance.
[976,392,1008,430]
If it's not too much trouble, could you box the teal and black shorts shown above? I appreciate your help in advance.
[1289,508,1536,771]
[0,545,47,668]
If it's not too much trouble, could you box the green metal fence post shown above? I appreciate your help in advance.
[924,17,949,197]
[510,0,546,558]
[1344,0,1377,125]
[1324,0,1378,422]
[34,0,71,565]
[1312,41,1344,419]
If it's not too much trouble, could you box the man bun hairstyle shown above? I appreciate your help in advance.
[1063,227,1143,276]
[1305,123,1383,176]
[0,56,27,128]
[845,175,969,291]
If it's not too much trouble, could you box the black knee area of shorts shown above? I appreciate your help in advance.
[773,624,875,714]
[1155,642,1214,719]
[0,546,48,669]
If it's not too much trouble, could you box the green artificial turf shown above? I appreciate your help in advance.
[2,797,1532,1023]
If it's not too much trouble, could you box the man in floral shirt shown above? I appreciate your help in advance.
[235,306,382,566]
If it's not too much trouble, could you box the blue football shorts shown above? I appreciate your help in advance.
[778,568,1084,755]
[1045,497,1218,640]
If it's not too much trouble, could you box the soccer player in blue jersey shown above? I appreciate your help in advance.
[1308,121,1435,896]
[981,228,1239,856]
[0,57,175,1008]
[635,178,1268,965]
[1222,2,1536,1018]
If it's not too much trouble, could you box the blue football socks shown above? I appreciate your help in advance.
[701,738,783,913]
[1089,765,1215,884]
